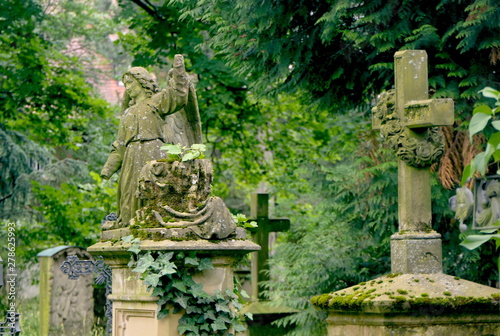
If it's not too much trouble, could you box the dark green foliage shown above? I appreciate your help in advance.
[175,0,499,116]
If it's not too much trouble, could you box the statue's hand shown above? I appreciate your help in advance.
[168,54,188,95]
[100,169,112,180]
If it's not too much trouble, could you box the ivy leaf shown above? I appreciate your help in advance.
[159,262,177,276]
[215,303,232,313]
[157,308,170,319]
[197,258,213,271]
[190,283,208,298]
[211,318,228,332]
[204,310,217,321]
[151,286,164,297]
[240,289,250,299]
[469,113,491,141]
[157,252,174,264]
[244,312,253,320]
[128,244,141,254]
[133,253,155,273]
[172,280,188,292]
[234,323,246,332]
[178,322,199,335]
[121,235,135,243]
[144,273,161,288]
[185,256,200,266]
[174,294,190,309]
[199,323,211,331]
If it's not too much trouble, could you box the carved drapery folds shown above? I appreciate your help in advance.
[373,90,445,168]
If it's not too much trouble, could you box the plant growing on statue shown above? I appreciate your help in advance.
[160,143,207,162]
[232,213,258,229]
[121,235,249,335]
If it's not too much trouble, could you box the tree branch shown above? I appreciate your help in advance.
[129,0,165,21]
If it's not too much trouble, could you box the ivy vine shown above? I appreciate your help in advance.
[122,235,251,335]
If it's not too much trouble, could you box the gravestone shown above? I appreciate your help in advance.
[37,246,94,336]
[241,193,295,336]
[312,50,500,336]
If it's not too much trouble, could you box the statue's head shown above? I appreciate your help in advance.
[122,67,159,108]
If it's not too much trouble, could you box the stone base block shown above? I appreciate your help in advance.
[312,273,500,336]
[391,232,442,273]
[326,312,500,336]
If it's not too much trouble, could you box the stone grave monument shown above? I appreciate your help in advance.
[312,50,500,335]
[37,246,94,336]
[87,54,259,336]
[241,193,295,336]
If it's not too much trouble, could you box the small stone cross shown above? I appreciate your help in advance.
[373,50,454,273]
[249,193,290,300]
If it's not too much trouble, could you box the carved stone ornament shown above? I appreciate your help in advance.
[373,90,445,168]
[130,158,237,240]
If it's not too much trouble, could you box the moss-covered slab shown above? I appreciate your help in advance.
[101,226,248,241]
[88,235,260,259]
[312,273,500,314]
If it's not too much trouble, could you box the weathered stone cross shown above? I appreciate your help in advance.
[373,50,454,273]
[249,193,290,300]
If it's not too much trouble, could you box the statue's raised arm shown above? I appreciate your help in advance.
[100,54,202,226]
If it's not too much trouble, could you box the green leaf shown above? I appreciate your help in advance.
[157,308,170,319]
[172,280,188,292]
[159,262,177,276]
[211,318,228,332]
[133,253,154,273]
[461,162,475,186]
[161,143,182,155]
[197,258,213,271]
[234,323,246,332]
[156,252,175,267]
[473,105,492,115]
[185,256,200,266]
[215,303,232,313]
[182,152,196,161]
[121,235,135,243]
[144,273,161,288]
[204,310,217,321]
[460,234,500,250]
[190,283,208,298]
[191,143,207,151]
[469,113,491,140]
[174,294,190,309]
[492,121,500,131]
[244,312,253,320]
[245,221,258,228]
[473,152,487,176]
[480,87,500,101]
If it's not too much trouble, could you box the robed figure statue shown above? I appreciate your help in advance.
[100,55,202,226]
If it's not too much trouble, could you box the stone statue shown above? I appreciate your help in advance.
[475,180,500,228]
[100,55,202,226]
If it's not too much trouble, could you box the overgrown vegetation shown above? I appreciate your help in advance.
[1,0,499,335]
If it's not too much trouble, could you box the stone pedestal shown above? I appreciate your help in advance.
[391,232,442,274]
[312,273,500,336]
[87,232,259,336]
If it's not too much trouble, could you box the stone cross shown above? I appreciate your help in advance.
[373,50,454,273]
[249,193,290,300]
